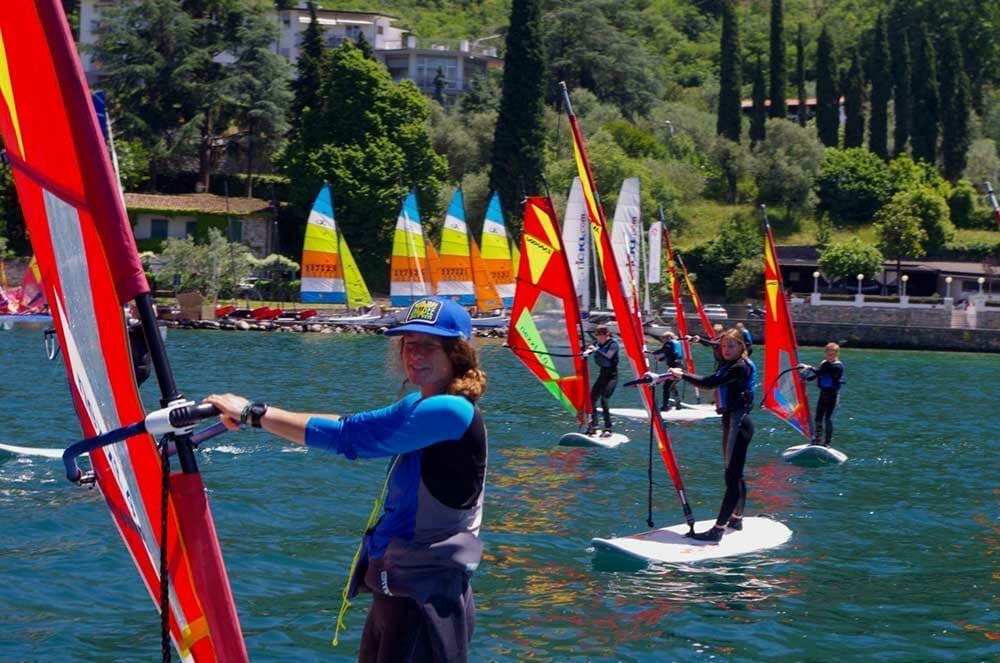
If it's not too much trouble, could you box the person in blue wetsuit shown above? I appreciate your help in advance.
[586,324,619,437]
[205,296,488,662]
[651,330,684,410]
[667,328,755,542]
[800,342,845,447]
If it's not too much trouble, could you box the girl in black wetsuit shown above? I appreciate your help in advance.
[802,342,845,447]
[668,328,755,542]
[586,325,619,436]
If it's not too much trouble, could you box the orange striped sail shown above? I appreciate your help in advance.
[437,188,475,304]
[0,3,245,659]
[561,82,693,527]
[300,183,345,304]
[507,196,591,419]
[424,238,441,294]
[761,207,812,439]
[469,236,503,312]
[390,191,431,306]
[480,192,516,307]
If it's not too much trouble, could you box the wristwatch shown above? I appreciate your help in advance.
[248,402,268,428]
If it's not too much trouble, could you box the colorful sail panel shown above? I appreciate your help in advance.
[507,196,590,418]
[469,236,503,312]
[761,214,812,439]
[662,220,697,375]
[425,239,442,294]
[340,234,372,309]
[390,191,431,306]
[0,3,246,660]
[561,82,693,526]
[562,177,591,313]
[480,192,516,307]
[300,183,346,304]
[437,188,475,305]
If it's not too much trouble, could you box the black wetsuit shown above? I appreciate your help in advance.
[589,337,619,432]
[681,357,755,525]
[652,338,684,409]
[806,359,844,446]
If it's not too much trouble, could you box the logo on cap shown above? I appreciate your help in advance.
[406,298,442,324]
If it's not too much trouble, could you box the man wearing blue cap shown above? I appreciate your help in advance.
[205,296,488,661]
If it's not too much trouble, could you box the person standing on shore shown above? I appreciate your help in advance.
[205,296,488,662]
[800,342,845,447]
[666,329,755,542]
[586,324,619,437]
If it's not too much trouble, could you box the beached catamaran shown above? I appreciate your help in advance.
[480,191,516,308]
[389,190,432,306]
[437,188,476,304]
[300,183,373,309]
[0,2,246,658]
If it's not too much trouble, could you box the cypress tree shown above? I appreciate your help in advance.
[890,31,911,156]
[768,0,786,119]
[355,32,375,60]
[795,23,807,127]
[868,13,890,159]
[750,57,767,146]
[939,27,971,183]
[843,49,865,148]
[291,2,327,122]
[910,22,938,165]
[490,0,546,230]
[815,26,839,147]
[716,0,742,142]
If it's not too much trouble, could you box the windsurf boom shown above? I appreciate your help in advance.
[0,3,246,659]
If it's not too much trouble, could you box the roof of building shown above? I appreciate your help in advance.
[124,193,273,216]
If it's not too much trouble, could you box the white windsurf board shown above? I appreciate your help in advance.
[781,443,847,465]
[592,516,792,564]
[0,443,64,459]
[610,406,720,424]
[558,431,630,448]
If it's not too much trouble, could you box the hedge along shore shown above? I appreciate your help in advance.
[166,317,509,339]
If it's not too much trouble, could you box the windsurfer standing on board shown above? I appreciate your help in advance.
[666,328,756,542]
[204,296,488,662]
[651,330,684,410]
[800,342,845,447]
[585,324,620,437]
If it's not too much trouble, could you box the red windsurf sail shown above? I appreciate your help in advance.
[676,252,716,339]
[561,82,693,526]
[507,196,591,420]
[660,214,696,374]
[0,3,245,660]
[761,207,812,439]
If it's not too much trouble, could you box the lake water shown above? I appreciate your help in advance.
[1,325,997,661]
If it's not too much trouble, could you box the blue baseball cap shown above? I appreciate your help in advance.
[384,297,472,340]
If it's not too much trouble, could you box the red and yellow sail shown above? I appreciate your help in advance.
[761,212,812,439]
[661,220,696,374]
[676,252,715,339]
[507,196,591,418]
[561,82,693,526]
[0,3,245,659]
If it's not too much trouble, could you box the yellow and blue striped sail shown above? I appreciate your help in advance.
[390,191,431,306]
[480,192,516,307]
[437,188,475,305]
[340,234,372,309]
[300,184,345,304]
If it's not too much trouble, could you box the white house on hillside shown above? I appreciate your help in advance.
[78,1,500,106]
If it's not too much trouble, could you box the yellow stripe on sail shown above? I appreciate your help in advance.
[0,30,25,157]
[340,235,371,309]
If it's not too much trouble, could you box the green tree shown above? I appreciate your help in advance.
[750,57,767,146]
[752,119,825,220]
[291,1,328,122]
[815,26,839,147]
[939,27,971,183]
[795,23,807,128]
[716,0,742,142]
[874,196,927,287]
[868,13,891,159]
[459,72,500,115]
[492,0,546,230]
[281,42,447,291]
[726,256,765,300]
[910,22,938,165]
[843,49,865,149]
[355,32,375,60]
[815,147,894,224]
[708,137,751,204]
[433,67,447,108]
[817,237,884,283]
[889,186,954,253]
[890,29,911,156]
[769,0,787,119]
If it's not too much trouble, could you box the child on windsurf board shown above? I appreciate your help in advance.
[799,342,845,448]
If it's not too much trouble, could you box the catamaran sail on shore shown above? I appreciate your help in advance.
[390,190,432,306]
[480,192,516,308]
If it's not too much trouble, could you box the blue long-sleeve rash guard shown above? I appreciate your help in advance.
[304,392,483,558]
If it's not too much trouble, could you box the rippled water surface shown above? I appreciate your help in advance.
[1,326,997,661]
